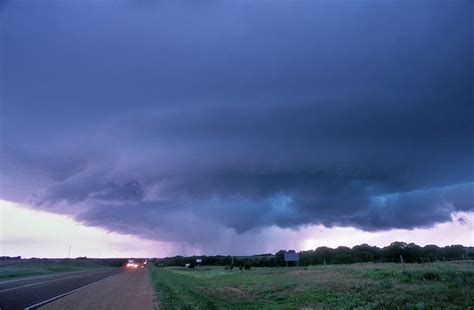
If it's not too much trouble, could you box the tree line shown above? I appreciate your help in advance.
[153,242,473,268]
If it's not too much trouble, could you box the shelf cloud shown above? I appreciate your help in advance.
[1,0,472,249]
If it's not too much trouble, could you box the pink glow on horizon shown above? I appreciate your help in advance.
[0,200,176,258]
[1,199,472,258]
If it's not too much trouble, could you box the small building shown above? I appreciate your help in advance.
[284,252,300,267]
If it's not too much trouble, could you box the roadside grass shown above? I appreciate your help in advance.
[149,261,474,309]
[0,260,108,281]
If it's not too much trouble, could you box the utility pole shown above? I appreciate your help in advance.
[68,245,71,259]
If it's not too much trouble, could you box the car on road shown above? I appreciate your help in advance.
[126,259,139,268]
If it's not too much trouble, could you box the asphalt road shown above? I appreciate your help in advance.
[41,267,154,310]
[0,268,122,310]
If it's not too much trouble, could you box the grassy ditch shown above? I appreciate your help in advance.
[149,261,473,309]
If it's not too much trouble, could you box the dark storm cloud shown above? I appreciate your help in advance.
[0,0,472,245]
[353,183,474,231]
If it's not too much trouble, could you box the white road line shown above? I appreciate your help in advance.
[0,270,113,293]
[24,271,124,310]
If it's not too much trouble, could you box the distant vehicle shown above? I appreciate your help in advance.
[126,259,139,268]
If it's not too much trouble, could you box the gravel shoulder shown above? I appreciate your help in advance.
[41,267,154,310]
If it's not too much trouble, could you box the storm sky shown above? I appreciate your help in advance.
[1,0,473,256]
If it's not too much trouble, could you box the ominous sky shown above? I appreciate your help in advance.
[0,0,473,256]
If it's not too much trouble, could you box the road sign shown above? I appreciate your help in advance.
[284,252,299,262]
[284,252,299,267]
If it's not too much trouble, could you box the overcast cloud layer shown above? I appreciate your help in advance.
[1,0,473,250]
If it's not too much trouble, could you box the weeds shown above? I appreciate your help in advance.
[150,261,473,309]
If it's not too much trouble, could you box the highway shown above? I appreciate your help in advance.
[0,268,122,310]
[41,267,153,309]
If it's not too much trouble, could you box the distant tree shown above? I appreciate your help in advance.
[423,244,440,262]
[442,245,466,260]
[151,242,471,268]
[275,250,286,266]
[352,244,380,262]
[404,243,423,263]
[334,246,354,264]
[383,242,408,262]
[315,247,334,264]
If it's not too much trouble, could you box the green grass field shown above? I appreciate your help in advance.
[0,259,108,281]
[149,261,474,309]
